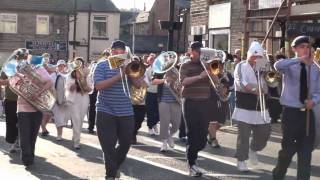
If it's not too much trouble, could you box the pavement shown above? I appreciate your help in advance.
[0,117,320,180]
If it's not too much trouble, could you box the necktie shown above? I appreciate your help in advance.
[299,63,308,104]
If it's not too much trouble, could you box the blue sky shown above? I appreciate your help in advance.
[111,0,155,10]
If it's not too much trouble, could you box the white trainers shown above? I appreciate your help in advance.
[237,161,249,172]
[148,128,156,136]
[56,135,63,141]
[189,165,203,177]
[167,136,175,148]
[249,149,259,165]
[160,140,168,152]
[153,124,159,134]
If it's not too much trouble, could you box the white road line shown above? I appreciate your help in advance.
[143,156,205,160]
[139,136,238,167]
[87,142,260,179]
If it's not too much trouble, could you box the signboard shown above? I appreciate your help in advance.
[287,22,320,37]
[25,40,67,51]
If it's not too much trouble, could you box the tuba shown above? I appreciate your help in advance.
[68,58,92,94]
[153,51,182,104]
[199,48,229,102]
[107,47,147,104]
[2,49,56,113]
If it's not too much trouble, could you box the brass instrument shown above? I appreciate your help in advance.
[107,47,147,104]
[3,50,56,113]
[314,48,320,68]
[264,70,281,88]
[68,58,92,94]
[153,51,181,104]
[199,48,229,102]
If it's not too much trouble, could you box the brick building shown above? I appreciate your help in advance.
[190,0,246,54]
[0,0,70,64]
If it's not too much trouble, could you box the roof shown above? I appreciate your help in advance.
[120,35,167,53]
[120,11,138,26]
[135,11,150,24]
[0,0,119,13]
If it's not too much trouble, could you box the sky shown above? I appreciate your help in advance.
[111,0,155,11]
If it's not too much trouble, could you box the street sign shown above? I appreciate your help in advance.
[25,40,67,51]
[287,22,320,37]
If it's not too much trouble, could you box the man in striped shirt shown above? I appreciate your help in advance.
[94,40,142,180]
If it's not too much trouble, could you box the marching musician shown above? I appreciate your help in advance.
[14,49,53,167]
[272,36,320,180]
[145,53,160,136]
[232,41,271,172]
[152,55,181,153]
[65,57,92,149]
[93,40,143,179]
[179,42,220,177]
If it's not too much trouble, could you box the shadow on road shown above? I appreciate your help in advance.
[0,136,80,180]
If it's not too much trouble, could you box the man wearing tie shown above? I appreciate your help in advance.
[273,36,320,180]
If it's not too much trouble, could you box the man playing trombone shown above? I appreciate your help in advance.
[179,42,220,177]
[93,40,144,179]
[272,36,320,180]
[232,41,271,172]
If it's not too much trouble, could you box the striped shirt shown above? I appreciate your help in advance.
[93,60,133,117]
[160,86,177,103]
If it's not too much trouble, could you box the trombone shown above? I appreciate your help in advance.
[107,46,147,104]
[199,48,229,102]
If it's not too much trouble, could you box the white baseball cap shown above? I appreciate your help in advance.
[57,59,66,66]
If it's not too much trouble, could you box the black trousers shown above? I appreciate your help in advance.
[146,92,159,128]
[88,90,97,131]
[268,98,282,123]
[4,99,18,144]
[133,105,146,136]
[179,114,187,138]
[183,98,210,166]
[272,107,315,180]
[17,111,42,165]
[96,112,134,178]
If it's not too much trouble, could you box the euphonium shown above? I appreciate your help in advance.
[2,49,56,113]
[264,70,281,88]
[199,48,229,102]
[68,58,92,94]
[153,51,181,104]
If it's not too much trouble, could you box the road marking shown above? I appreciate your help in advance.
[143,156,205,160]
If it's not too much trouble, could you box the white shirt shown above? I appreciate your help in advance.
[232,61,270,124]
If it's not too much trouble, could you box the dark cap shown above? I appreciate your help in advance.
[190,41,203,50]
[291,36,310,47]
[111,40,126,50]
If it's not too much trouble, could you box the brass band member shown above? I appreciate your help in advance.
[179,42,219,177]
[232,42,271,172]
[272,36,320,180]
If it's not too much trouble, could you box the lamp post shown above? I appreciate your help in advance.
[132,0,136,54]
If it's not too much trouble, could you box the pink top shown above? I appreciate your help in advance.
[17,67,51,112]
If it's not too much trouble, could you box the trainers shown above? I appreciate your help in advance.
[207,136,220,148]
[160,140,168,152]
[189,165,203,177]
[41,130,49,137]
[153,124,159,134]
[167,136,175,148]
[56,135,63,141]
[148,128,156,136]
[9,144,17,153]
[249,149,259,165]
[237,161,249,172]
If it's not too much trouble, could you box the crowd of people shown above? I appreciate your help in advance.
[1,35,320,180]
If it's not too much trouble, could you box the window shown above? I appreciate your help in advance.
[0,13,17,33]
[93,16,107,37]
[211,34,229,51]
[36,15,49,35]
[209,3,231,29]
